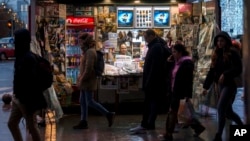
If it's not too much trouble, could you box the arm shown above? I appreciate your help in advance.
[203,67,215,90]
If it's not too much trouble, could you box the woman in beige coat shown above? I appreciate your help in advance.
[73,33,115,129]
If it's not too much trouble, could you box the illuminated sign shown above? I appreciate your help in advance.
[66,16,94,24]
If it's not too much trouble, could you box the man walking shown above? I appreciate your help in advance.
[130,29,171,133]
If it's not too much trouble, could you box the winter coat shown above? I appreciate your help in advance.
[13,51,47,113]
[203,48,242,89]
[142,37,171,99]
[203,32,242,90]
[78,47,98,91]
[169,57,194,99]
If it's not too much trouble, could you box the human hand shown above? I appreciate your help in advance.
[219,74,224,84]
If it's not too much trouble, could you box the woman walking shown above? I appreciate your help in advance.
[164,44,205,141]
[202,31,243,141]
[73,33,115,129]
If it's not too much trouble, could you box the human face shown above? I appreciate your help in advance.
[216,37,227,48]
[120,44,127,55]
[172,47,182,61]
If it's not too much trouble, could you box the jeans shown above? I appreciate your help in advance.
[8,98,41,141]
[80,90,109,121]
[216,84,243,135]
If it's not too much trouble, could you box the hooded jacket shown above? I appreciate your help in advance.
[13,29,47,112]
[203,31,242,90]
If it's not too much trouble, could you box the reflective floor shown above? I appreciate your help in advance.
[0,88,245,141]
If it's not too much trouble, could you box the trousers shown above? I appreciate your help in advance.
[8,97,41,141]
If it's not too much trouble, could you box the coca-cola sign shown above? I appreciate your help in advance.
[66,16,94,24]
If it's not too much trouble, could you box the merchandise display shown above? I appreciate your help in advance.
[65,16,95,85]
[34,1,217,108]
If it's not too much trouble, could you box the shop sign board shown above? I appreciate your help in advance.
[153,7,170,28]
[66,16,94,25]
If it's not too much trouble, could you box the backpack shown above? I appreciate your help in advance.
[32,53,53,91]
[95,50,105,77]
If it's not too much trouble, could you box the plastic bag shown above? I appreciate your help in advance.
[178,99,192,122]
[43,86,64,121]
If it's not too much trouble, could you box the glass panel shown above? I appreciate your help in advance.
[220,0,243,36]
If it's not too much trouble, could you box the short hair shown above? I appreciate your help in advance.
[120,43,127,48]
[173,44,189,56]
[145,29,156,37]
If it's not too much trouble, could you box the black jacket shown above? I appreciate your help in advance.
[169,58,194,99]
[203,48,242,90]
[13,51,46,112]
[142,37,171,98]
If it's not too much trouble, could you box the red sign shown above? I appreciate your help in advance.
[66,16,94,25]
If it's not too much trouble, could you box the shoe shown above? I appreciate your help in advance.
[73,120,88,129]
[146,124,155,130]
[213,133,222,141]
[129,125,147,134]
[193,124,205,137]
[106,112,115,127]
[162,133,173,141]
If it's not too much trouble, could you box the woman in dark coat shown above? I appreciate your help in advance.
[164,44,205,141]
[202,31,243,141]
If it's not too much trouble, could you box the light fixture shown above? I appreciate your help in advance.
[134,0,140,3]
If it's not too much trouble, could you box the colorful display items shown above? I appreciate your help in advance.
[153,7,170,27]
[117,7,134,28]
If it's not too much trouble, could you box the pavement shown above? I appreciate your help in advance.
[0,87,245,141]
[0,60,246,141]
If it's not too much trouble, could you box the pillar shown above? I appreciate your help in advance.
[243,0,250,124]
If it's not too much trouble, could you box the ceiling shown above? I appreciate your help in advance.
[54,0,187,4]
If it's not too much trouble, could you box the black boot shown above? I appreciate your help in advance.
[164,111,177,141]
[106,112,115,127]
[192,124,205,137]
[190,119,205,137]
[73,120,88,129]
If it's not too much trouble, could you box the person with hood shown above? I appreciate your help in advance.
[8,29,47,141]
[163,44,205,141]
[202,31,243,141]
[73,33,115,129]
[130,29,171,134]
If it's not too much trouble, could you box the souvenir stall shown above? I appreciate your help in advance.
[34,0,217,111]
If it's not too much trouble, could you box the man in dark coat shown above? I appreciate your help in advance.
[130,29,171,133]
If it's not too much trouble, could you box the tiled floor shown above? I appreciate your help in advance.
[0,88,245,141]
